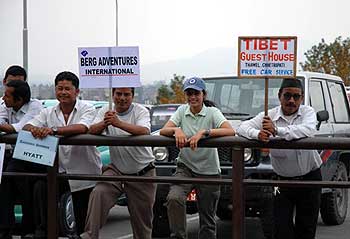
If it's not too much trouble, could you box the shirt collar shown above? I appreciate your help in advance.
[10,100,30,115]
[272,105,302,121]
[116,103,134,116]
[55,99,79,113]
[184,104,208,117]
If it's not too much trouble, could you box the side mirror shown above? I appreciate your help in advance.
[316,110,329,130]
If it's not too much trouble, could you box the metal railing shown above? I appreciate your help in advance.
[2,133,350,239]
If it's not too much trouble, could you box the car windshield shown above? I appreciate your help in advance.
[150,105,180,132]
[204,77,305,118]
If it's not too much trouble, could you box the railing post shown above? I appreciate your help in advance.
[232,147,245,239]
[47,153,58,238]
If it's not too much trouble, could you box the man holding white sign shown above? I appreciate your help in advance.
[237,78,322,239]
[0,79,44,239]
[23,71,101,238]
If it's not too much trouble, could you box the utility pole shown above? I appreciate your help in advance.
[23,0,28,73]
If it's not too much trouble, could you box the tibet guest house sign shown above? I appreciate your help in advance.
[238,36,297,78]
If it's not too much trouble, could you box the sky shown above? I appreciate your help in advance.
[1,0,350,85]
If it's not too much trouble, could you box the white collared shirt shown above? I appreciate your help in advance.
[0,99,43,132]
[237,105,322,177]
[27,99,102,192]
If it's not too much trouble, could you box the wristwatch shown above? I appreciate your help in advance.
[51,126,59,135]
[204,129,211,138]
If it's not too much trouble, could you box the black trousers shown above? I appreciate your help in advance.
[33,178,92,235]
[0,157,47,235]
[274,168,322,239]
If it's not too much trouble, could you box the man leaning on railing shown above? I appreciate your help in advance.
[80,87,156,239]
[22,71,102,239]
[0,65,44,239]
[237,78,322,239]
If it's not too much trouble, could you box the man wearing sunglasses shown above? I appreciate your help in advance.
[237,78,322,239]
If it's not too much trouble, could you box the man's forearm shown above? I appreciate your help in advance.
[0,124,16,133]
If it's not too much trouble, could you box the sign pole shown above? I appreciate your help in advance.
[109,0,119,110]
[23,0,28,73]
[264,77,269,116]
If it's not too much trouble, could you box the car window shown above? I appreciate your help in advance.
[309,80,326,113]
[328,81,350,122]
[150,105,180,132]
[204,78,285,117]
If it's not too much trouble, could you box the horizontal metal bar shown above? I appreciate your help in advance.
[55,174,350,188]
[2,133,350,149]
[2,172,47,178]
[245,179,350,188]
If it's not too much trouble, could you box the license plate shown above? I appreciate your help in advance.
[187,189,197,201]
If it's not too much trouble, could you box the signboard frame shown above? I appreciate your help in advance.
[237,36,297,79]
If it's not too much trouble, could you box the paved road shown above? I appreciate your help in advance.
[97,200,350,239]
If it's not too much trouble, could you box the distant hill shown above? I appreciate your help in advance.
[141,47,237,85]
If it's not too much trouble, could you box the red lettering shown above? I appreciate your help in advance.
[270,39,278,50]
[280,39,291,50]
[259,39,268,50]
[254,39,258,50]
[243,39,252,50]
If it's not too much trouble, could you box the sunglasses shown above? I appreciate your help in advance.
[282,93,303,101]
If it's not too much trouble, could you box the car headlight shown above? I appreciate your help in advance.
[244,148,252,162]
[153,147,168,161]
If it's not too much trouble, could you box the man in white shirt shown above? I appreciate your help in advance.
[237,78,322,239]
[23,71,101,239]
[80,87,156,239]
[0,79,44,239]
[0,65,28,125]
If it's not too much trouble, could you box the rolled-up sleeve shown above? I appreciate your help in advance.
[75,103,96,128]
[275,106,316,140]
[237,112,264,139]
[26,108,49,128]
[12,100,43,132]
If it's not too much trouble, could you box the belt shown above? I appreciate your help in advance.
[124,162,155,176]
[277,168,321,180]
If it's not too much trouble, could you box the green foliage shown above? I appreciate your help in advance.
[157,74,186,104]
[300,37,350,85]
[156,84,173,103]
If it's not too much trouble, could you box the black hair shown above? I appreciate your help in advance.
[202,90,217,107]
[6,80,31,104]
[112,87,135,96]
[4,65,27,82]
[54,71,79,89]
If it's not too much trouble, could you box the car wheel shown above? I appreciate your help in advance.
[152,199,170,237]
[320,160,348,225]
[59,191,77,236]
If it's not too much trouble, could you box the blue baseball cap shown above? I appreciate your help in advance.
[183,77,206,91]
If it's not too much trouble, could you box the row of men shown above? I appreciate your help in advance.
[0,65,321,239]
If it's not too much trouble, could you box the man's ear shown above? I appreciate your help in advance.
[14,96,24,105]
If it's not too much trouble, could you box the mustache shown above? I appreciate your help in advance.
[286,103,296,107]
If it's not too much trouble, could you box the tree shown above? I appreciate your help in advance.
[300,37,350,85]
[156,84,173,104]
[157,74,186,104]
